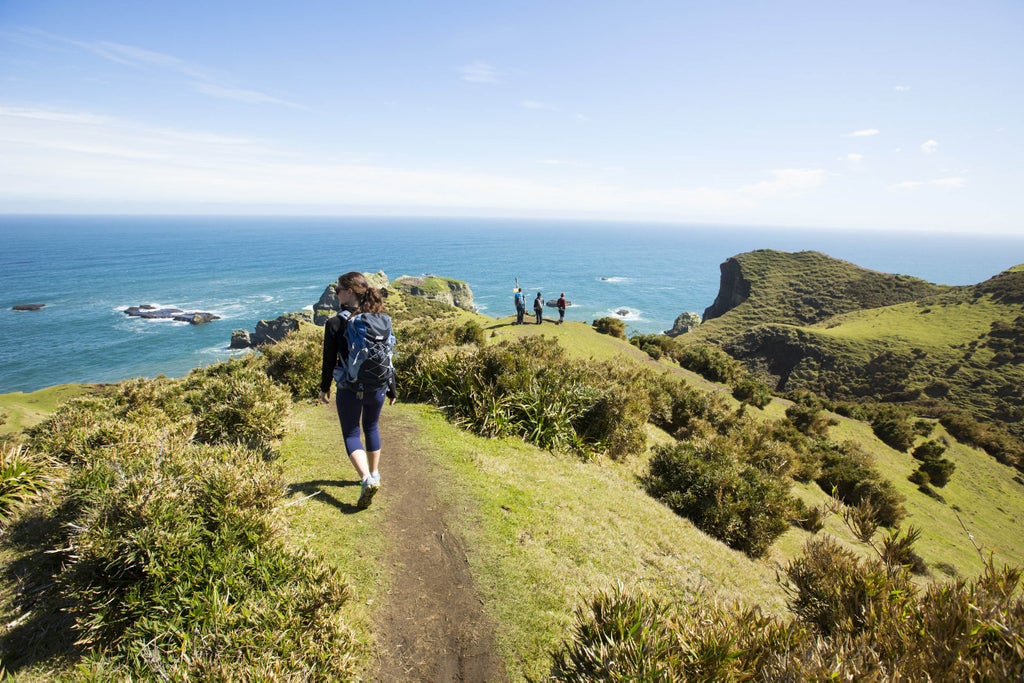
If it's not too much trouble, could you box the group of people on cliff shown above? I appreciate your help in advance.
[514,288,567,325]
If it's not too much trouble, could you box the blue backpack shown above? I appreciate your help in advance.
[332,310,396,391]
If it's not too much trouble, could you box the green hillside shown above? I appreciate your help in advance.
[2,284,1022,679]
[684,251,1024,462]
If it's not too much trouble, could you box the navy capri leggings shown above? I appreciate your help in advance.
[336,387,386,455]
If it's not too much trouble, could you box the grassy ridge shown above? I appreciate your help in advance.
[3,280,1024,678]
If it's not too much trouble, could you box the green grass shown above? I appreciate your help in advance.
[275,400,384,664]
[0,384,99,440]
[404,402,788,680]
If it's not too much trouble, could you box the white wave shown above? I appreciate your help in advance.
[199,344,249,358]
[598,276,630,284]
[606,306,645,322]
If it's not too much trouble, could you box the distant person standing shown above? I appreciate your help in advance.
[557,293,567,324]
[534,292,544,324]
[514,287,526,325]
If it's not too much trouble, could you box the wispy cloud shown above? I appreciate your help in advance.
[890,177,965,191]
[459,61,499,83]
[894,85,911,92]
[194,83,305,108]
[921,139,939,154]
[847,128,880,137]
[842,153,864,162]
[18,30,302,108]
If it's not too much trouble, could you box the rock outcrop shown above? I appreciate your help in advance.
[124,305,220,324]
[232,311,312,348]
[664,311,701,336]
[702,257,751,321]
[393,275,477,313]
[12,303,45,311]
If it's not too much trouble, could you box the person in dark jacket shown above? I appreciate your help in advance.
[533,292,544,324]
[320,271,397,509]
[514,287,526,324]
[556,293,567,324]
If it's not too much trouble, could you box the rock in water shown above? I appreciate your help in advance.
[230,329,252,349]
[664,311,702,336]
[12,303,45,311]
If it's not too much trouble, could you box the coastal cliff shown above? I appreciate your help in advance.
[392,275,477,313]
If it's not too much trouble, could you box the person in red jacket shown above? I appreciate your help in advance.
[557,293,567,324]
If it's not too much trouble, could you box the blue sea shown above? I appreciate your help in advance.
[2,215,1023,394]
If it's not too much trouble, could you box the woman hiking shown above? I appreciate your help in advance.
[320,271,397,509]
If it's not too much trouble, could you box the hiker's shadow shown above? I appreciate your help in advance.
[287,479,364,515]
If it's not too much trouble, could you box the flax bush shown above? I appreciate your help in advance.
[12,366,360,679]
[0,443,59,526]
[554,533,1024,681]
[260,324,324,400]
[396,334,650,459]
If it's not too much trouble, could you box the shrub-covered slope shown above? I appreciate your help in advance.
[686,253,1024,448]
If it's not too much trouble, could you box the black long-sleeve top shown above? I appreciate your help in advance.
[320,312,397,398]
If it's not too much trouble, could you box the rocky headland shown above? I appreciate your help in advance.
[392,274,477,313]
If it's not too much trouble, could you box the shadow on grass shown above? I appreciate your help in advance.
[286,479,365,514]
[0,509,83,674]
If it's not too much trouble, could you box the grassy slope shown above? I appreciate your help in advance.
[5,302,1023,679]
[275,311,1024,678]
[687,251,1024,439]
[0,384,99,440]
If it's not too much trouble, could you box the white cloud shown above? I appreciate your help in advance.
[847,128,880,137]
[889,177,965,191]
[894,85,911,92]
[460,61,499,83]
[739,168,826,200]
[842,153,864,162]
[0,106,827,220]
[921,139,939,154]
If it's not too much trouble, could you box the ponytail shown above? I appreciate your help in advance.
[337,271,385,314]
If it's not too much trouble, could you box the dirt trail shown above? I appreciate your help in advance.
[368,411,506,682]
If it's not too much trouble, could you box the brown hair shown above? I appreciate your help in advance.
[337,271,385,314]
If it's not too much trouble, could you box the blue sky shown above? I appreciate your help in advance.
[1,1,1022,233]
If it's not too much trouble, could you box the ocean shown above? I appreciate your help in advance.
[2,215,1023,394]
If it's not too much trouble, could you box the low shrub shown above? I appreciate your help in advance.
[260,324,323,400]
[672,344,741,384]
[553,536,1024,681]
[919,456,956,487]
[815,441,906,527]
[912,438,947,461]
[732,376,772,408]
[180,358,291,449]
[630,333,677,361]
[454,319,486,346]
[871,415,917,452]
[592,317,626,339]
[646,436,793,557]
